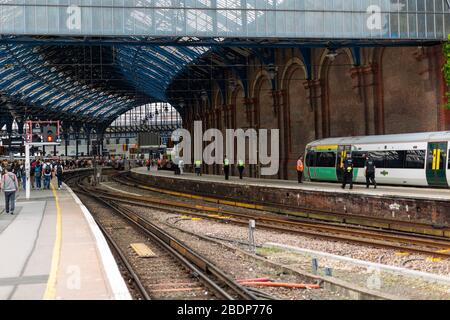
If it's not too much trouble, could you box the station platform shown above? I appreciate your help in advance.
[132,167,450,202]
[0,181,131,300]
[130,167,450,229]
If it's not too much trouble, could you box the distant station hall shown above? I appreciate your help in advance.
[0,1,450,302]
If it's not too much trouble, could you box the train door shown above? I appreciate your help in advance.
[426,142,448,187]
[336,145,351,182]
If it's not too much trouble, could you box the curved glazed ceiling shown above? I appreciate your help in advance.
[0,43,208,125]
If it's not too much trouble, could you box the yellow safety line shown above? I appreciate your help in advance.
[43,182,62,300]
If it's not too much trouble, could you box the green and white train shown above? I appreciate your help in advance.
[304,131,450,188]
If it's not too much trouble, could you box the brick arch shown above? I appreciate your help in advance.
[251,70,278,178]
[252,71,275,129]
[319,48,366,137]
[280,57,307,90]
[282,60,315,180]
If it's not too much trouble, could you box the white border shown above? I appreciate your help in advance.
[63,183,132,300]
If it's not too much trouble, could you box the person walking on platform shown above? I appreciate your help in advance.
[18,162,26,191]
[223,157,230,180]
[35,161,42,190]
[341,153,354,190]
[296,155,304,183]
[237,159,245,179]
[364,155,377,189]
[30,160,36,189]
[43,161,53,190]
[195,160,202,176]
[55,162,64,190]
[2,166,19,215]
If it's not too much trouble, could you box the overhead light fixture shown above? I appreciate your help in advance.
[326,49,339,61]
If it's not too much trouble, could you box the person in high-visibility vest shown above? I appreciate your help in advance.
[157,158,161,170]
[237,159,245,179]
[342,153,354,190]
[296,155,304,183]
[195,160,202,176]
[223,157,230,180]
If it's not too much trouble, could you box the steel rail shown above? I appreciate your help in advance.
[95,182,450,259]
[74,179,257,300]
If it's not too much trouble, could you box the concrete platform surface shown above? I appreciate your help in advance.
[132,167,450,202]
[0,181,131,300]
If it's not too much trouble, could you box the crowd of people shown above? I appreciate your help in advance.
[0,159,66,193]
[0,158,64,215]
[0,156,143,215]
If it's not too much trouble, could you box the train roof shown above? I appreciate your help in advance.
[307,131,450,147]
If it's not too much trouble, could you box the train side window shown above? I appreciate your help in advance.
[405,150,426,169]
[369,151,385,168]
[316,152,336,167]
[385,151,406,168]
[351,151,366,168]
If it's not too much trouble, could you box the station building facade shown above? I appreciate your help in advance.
[180,45,449,180]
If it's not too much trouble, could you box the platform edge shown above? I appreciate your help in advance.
[63,183,132,300]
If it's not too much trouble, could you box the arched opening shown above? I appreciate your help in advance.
[255,75,277,179]
[286,66,313,180]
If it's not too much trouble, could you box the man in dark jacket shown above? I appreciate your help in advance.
[364,155,377,189]
[341,153,354,190]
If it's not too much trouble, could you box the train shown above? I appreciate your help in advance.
[304,131,450,188]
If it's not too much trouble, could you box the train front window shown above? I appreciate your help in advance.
[306,151,315,167]
[448,150,450,170]
[317,152,336,167]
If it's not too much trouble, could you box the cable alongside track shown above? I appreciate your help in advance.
[69,174,257,300]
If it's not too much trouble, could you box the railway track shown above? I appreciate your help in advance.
[99,174,450,259]
[67,174,258,300]
[115,174,450,236]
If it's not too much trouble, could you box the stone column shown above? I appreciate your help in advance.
[271,90,287,179]
[244,98,256,127]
